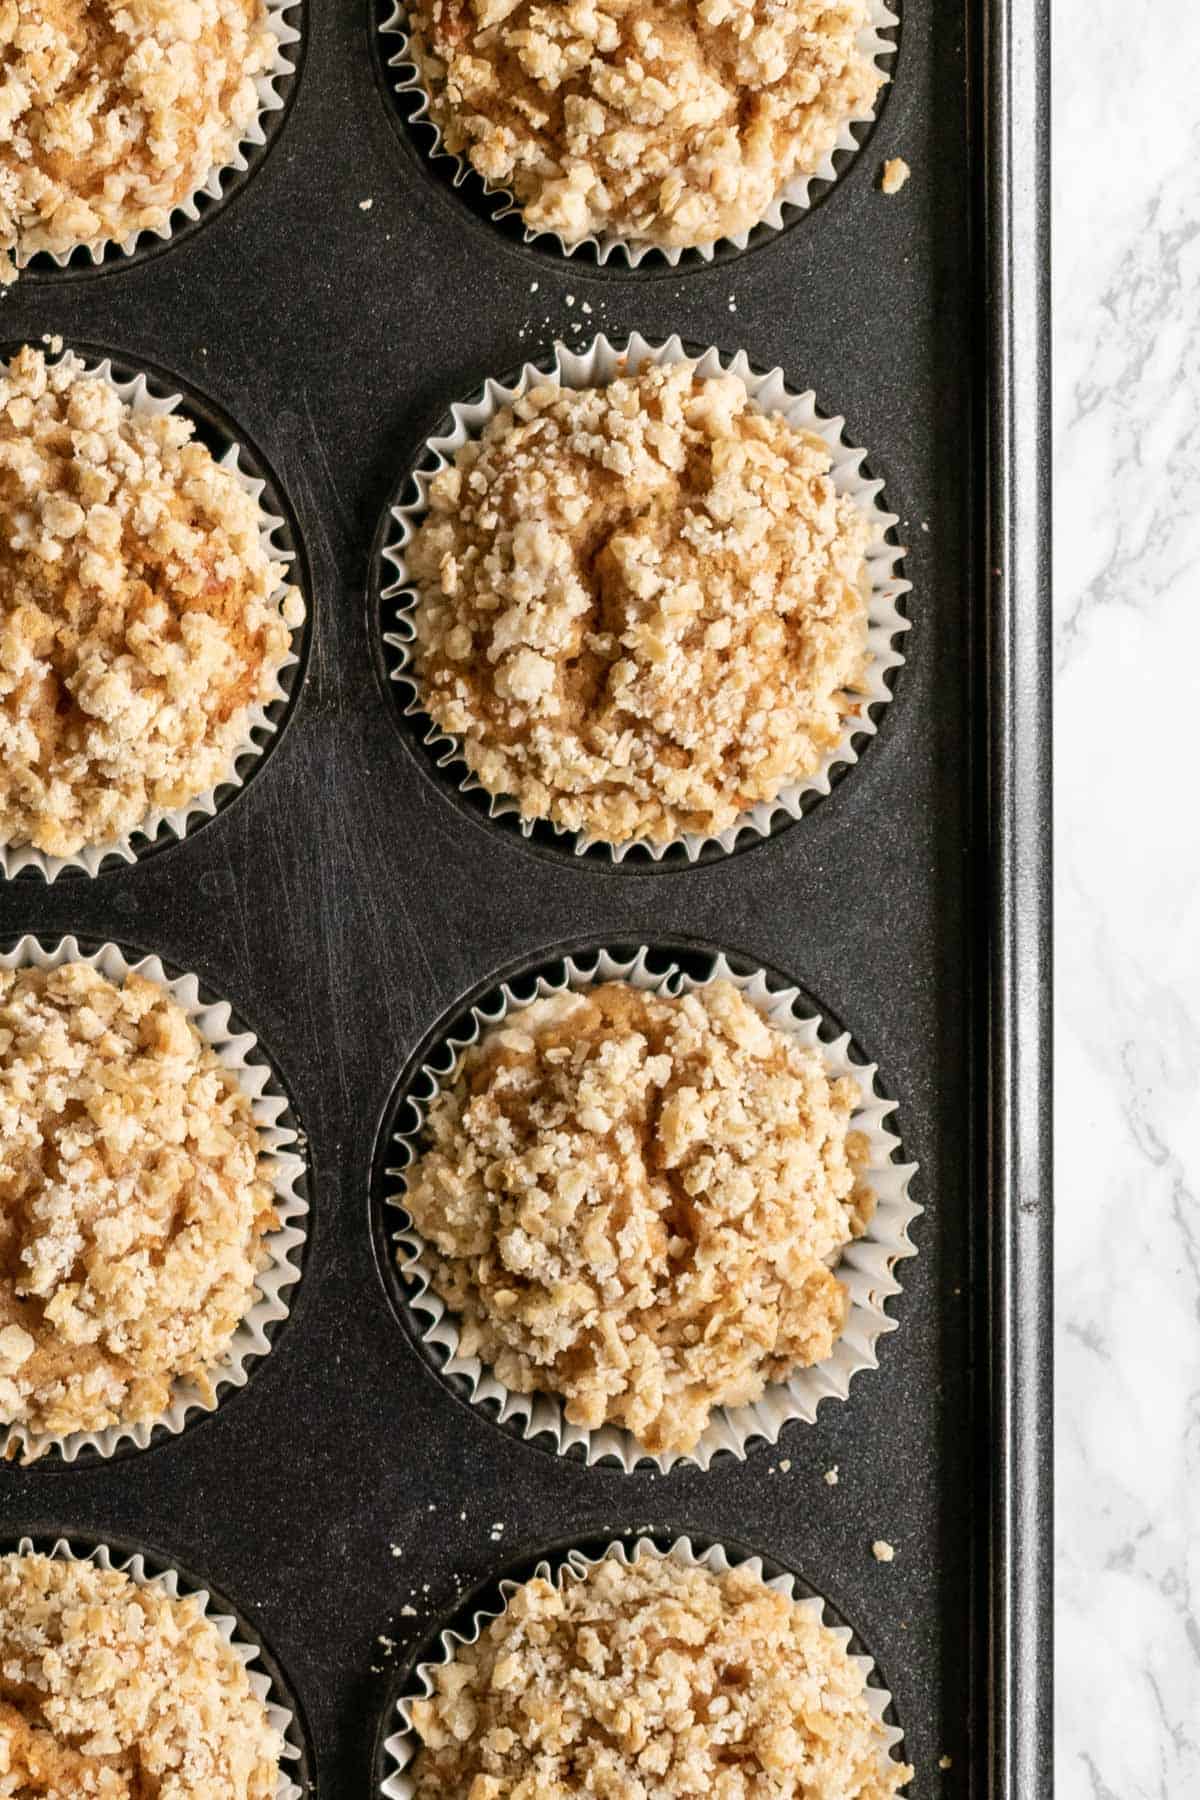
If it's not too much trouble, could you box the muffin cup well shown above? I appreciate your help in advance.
[0,935,309,1464]
[376,2,899,269]
[378,332,911,866]
[0,349,308,882]
[379,1533,910,1798]
[382,946,920,1473]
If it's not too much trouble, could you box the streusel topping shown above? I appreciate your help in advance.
[407,0,883,250]
[0,1552,283,1797]
[0,347,303,860]
[408,364,873,847]
[0,1,279,280]
[409,1553,912,1799]
[0,961,278,1443]
[402,979,871,1455]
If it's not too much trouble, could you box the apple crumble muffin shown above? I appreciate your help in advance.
[0,347,303,860]
[0,960,278,1443]
[408,1552,912,1798]
[0,1551,283,1797]
[402,979,872,1456]
[0,1,280,280]
[406,0,883,250]
[407,364,873,848]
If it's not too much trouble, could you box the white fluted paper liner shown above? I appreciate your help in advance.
[0,935,308,1464]
[386,947,920,1473]
[381,332,910,863]
[10,1536,303,1799]
[381,1534,908,1799]
[15,3,302,276]
[0,350,305,883]
[379,3,897,267]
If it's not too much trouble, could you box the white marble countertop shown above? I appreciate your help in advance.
[1054,3,1200,1793]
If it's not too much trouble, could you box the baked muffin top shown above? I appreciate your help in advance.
[0,347,302,860]
[407,0,883,250]
[407,363,872,849]
[401,979,871,1456]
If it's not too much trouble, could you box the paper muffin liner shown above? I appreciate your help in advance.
[379,332,910,865]
[0,934,309,1465]
[378,2,898,268]
[383,946,920,1473]
[6,1535,306,1799]
[380,1533,909,1798]
[15,2,303,277]
[0,349,306,883]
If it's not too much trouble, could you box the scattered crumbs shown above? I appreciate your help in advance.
[359,197,374,211]
[880,157,911,195]
[490,1521,506,1541]
[872,1540,896,1563]
[370,1663,382,1674]
[582,301,592,314]
[728,295,738,312]
[778,1458,791,1473]
[378,1635,396,1652]
[939,1755,953,1771]
[389,1544,403,1558]
[40,333,63,354]
[428,1502,436,1511]
[920,520,930,533]
[530,280,539,292]
[824,1466,839,1486]
[459,1510,467,1521]
[565,293,575,306]
[401,1604,417,1617]
[768,1465,776,1476]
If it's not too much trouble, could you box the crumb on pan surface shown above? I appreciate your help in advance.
[408,1553,912,1798]
[401,979,872,1456]
[879,156,908,194]
[0,0,280,280]
[0,347,303,861]
[0,961,278,1445]
[407,364,872,849]
[406,0,884,250]
[0,1551,282,1797]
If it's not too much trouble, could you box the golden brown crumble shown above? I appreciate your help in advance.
[407,0,883,249]
[0,1,278,280]
[402,979,872,1456]
[0,347,303,860]
[0,961,278,1443]
[408,364,872,848]
[880,156,909,194]
[409,1553,912,1799]
[0,1552,282,1797]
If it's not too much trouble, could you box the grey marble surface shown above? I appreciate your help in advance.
[1054,3,1200,1794]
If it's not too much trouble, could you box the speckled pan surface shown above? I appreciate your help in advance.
[0,2,1051,1798]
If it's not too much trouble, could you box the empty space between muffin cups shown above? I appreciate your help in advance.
[382,947,920,1473]
[0,347,307,881]
[378,332,910,865]
[0,935,309,1464]
[379,1534,910,1799]
[377,2,898,267]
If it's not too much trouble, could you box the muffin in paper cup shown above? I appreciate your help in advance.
[377,332,910,866]
[380,945,920,1473]
[2,1534,309,1798]
[0,935,309,1465]
[379,1533,910,1799]
[376,2,899,268]
[0,348,308,882]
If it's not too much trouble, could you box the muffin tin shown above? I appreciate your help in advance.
[0,1,1052,1796]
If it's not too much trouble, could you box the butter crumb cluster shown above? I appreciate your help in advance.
[402,980,872,1456]
[0,962,277,1444]
[0,1552,282,1797]
[409,1553,912,1799]
[408,0,883,249]
[0,1,278,280]
[0,348,303,860]
[408,365,872,848]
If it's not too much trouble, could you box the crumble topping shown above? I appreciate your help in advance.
[409,1553,912,1799]
[402,979,872,1456]
[0,348,303,860]
[408,364,873,848]
[0,961,278,1443]
[0,1552,282,1797]
[407,0,883,249]
[0,1,279,280]
[879,156,909,194]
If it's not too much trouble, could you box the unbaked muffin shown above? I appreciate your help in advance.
[407,1551,912,1799]
[0,960,278,1444]
[405,0,884,251]
[0,1551,283,1798]
[401,979,872,1456]
[406,362,873,850]
[0,1,282,280]
[0,346,303,862]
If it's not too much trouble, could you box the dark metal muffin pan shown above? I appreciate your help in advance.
[0,0,1051,1795]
